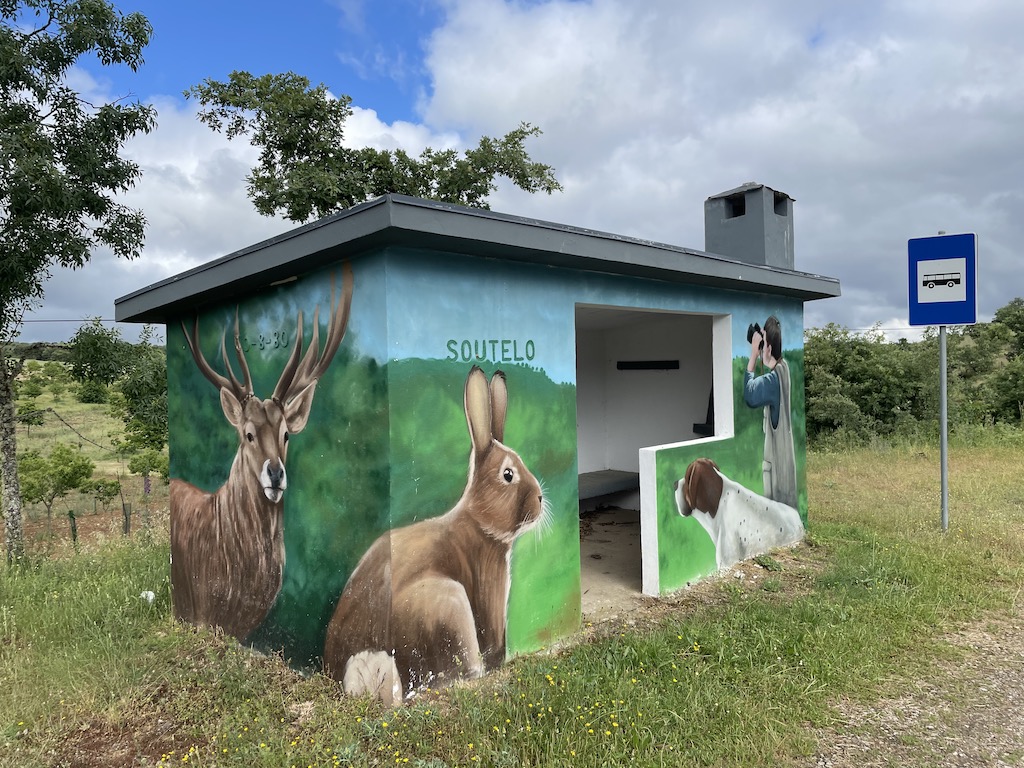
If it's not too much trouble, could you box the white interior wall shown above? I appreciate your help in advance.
[576,309,713,474]
[605,314,712,471]
[640,315,733,596]
[575,329,607,473]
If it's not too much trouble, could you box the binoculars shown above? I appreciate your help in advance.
[747,322,764,351]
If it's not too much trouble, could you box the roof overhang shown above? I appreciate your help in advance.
[115,194,841,323]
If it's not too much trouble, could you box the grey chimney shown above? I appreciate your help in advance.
[704,183,795,270]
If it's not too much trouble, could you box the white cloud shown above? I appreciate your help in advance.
[18,0,1024,344]
[16,94,465,343]
[344,106,459,152]
[419,0,1024,332]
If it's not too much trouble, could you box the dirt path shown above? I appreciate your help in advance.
[808,602,1024,767]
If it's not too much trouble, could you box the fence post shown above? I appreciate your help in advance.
[68,510,78,549]
[143,474,151,529]
[122,503,131,536]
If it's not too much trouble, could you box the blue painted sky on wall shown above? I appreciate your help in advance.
[333,256,805,385]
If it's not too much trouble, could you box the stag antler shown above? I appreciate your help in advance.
[181,263,353,403]
[272,262,353,404]
[181,311,253,403]
[222,309,256,401]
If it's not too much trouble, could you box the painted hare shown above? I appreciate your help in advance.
[323,366,545,702]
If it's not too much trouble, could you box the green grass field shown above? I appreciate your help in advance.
[1,434,1022,767]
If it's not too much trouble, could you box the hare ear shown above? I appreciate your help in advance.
[489,370,507,443]
[464,366,492,455]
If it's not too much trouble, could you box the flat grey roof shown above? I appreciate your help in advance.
[115,194,840,323]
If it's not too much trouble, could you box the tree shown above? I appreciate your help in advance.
[185,71,562,223]
[46,377,65,401]
[805,323,932,442]
[41,359,71,400]
[18,443,94,531]
[991,353,1024,423]
[15,398,43,432]
[114,324,166,451]
[80,477,120,513]
[0,0,154,561]
[993,298,1024,359]
[67,318,132,391]
[41,361,69,382]
[127,448,167,484]
[17,377,42,400]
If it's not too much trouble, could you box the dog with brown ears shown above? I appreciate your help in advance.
[674,457,804,570]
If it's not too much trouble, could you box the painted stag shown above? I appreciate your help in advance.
[169,265,353,641]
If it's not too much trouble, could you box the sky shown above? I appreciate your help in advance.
[14,0,1024,344]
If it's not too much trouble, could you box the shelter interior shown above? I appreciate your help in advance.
[575,304,728,612]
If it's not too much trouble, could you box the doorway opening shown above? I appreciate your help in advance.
[575,304,729,618]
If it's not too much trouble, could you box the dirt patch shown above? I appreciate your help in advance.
[11,504,167,558]
[52,716,179,768]
[806,603,1024,768]
[579,506,644,621]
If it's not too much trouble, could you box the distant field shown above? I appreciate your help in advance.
[6,379,168,550]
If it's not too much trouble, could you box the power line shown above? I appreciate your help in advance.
[46,408,113,451]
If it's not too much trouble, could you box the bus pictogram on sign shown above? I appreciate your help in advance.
[922,272,962,289]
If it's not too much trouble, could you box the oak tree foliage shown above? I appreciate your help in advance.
[17,442,94,525]
[67,318,131,387]
[113,324,166,451]
[805,299,1024,444]
[185,71,562,223]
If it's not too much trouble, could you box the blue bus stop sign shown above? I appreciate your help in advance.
[908,233,978,326]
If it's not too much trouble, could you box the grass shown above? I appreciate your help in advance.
[1,437,1022,767]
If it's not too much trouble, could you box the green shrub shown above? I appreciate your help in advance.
[75,379,109,404]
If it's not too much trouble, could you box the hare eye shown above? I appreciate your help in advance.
[502,467,515,483]
[246,432,255,443]
[283,432,289,443]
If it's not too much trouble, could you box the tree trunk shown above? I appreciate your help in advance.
[0,356,25,563]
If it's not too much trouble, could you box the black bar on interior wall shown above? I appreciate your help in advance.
[616,360,680,370]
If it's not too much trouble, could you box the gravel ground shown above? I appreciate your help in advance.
[808,602,1024,767]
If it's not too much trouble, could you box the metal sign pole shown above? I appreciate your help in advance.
[939,324,949,532]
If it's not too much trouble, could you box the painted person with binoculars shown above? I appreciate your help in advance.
[743,316,798,510]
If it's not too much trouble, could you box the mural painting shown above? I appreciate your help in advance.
[673,456,803,570]
[165,247,813,701]
[672,314,803,570]
[663,312,806,583]
[169,265,353,642]
[166,254,578,698]
[323,366,547,703]
[742,315,798,509]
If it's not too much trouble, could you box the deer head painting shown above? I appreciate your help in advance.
[169,264,353,641]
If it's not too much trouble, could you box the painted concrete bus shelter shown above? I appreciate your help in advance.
[116,183,840,699]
